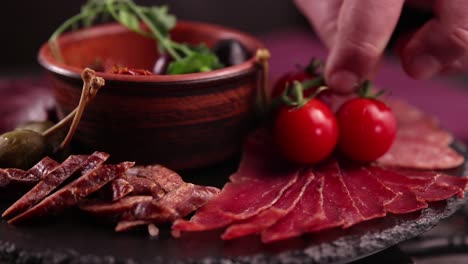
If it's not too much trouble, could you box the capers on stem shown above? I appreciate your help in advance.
[0,68,105,169]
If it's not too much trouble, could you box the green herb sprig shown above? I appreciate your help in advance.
[49,0,223,74]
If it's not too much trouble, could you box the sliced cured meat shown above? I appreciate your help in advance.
[173,168,298,231]
[172,134,299,232]
[378,136,464,170]
[364,167,428,214]
[317,161,363,229]
[2,155,88,218]
[79,152,111,175]
[261,172,324,243]
[125,165,184,193]
[378,99,463,170]
[172,171,298,232]
[385,186,428,214]
[26,157,60,181]
[370,166,467,202]
[389,168,467,200]
[115,220,160,237]
[8,162,134,224]
[387,99,434,125]
[100,178,134,201]
[115,220,151,232]
[80,196,153,220]
[133,183,220,222]
[222,170,313,240]
[414,173,467,201]
[369,166,435,190]
[0,157,59,188]
[397,124,453,146]
[124,172,165,198]
[341,165,397,221]
[2,152,109,219]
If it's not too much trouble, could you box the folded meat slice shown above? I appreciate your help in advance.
[125,165,184,193]
[369,166,435,190]
[388,168,468,201]
[364,167,428,214]
[222,169,313,240]
[261,172,324,243]
[2,152,109,219]
[115,220,152,232]
[172,133,300,233]
[341,165,397,221]
[378,99,463,170]
[124,175,165,198]
[378,136,464,170]
[99,178,134,201]
[132,183,220,222]
[8,162,134,224]
[80,196,154,220]
[0,157,59,188]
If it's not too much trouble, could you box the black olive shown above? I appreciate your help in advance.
[153,53,173,74]
[212,39,252,67]
[0,130,52,170]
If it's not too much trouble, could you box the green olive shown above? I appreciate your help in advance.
[0,130,52,170]
[15,120,55,134]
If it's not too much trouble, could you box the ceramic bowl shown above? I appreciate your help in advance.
[38,21,264,170]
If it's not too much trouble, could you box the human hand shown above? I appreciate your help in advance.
[294,0,468,93]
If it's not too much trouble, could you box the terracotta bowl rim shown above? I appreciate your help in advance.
[37,20,265,84]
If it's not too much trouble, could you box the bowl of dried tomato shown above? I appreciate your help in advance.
[37,1,265,170]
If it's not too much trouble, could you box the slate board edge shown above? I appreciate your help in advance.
[0,196,465,264]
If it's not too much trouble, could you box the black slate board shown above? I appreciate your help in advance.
[0,142,467,264]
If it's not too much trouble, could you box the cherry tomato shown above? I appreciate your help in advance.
[273,69,323,99]
[274,100,339,164]
[337,98,397,162]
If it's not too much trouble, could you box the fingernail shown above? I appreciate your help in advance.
[409,54,441,79]
[328,71,359,94]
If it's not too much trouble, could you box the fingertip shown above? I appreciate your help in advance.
[402,53,442,79]
[326,70,359,94]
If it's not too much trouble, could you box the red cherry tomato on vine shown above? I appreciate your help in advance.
[272,71,316,98]
[336,98,397,162]
[275,100,339,164]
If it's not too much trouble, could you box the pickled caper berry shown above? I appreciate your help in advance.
[15,120,54,133]
[0,130,52,170]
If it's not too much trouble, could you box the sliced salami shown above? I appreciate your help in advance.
[80,196,154,220]
[115,220,151,232]
[99,178,134,201]
[8,162,134,224]
[123,171,165,198]
[125,165,184,193]
[2,152,109,219]
[0,157,59,188]
[132,183,220,222]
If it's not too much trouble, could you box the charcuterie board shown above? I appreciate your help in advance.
[0,134,466,264]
